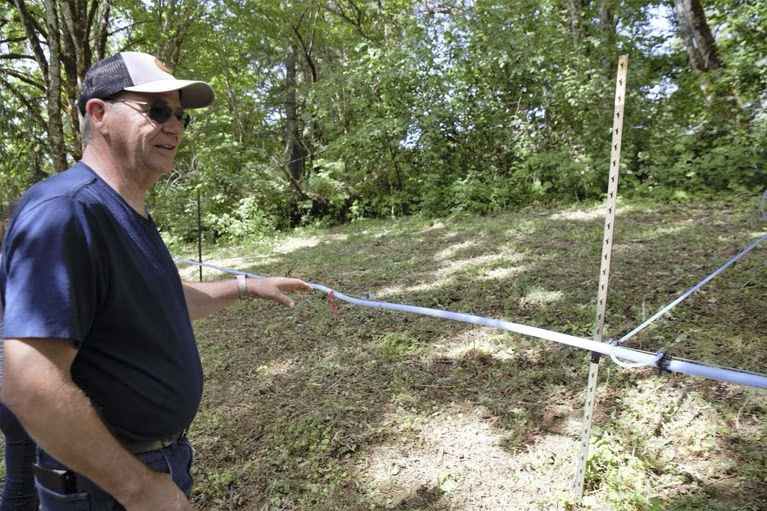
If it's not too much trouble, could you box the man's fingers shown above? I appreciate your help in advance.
[252,278,311,306]
[281,278,313,292]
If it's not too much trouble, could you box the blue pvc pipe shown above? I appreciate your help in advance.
[175,258,767,390]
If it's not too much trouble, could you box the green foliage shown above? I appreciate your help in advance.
[2,0,766,238]
[632,126,765,197]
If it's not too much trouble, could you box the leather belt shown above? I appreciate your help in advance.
[119,431,185,454]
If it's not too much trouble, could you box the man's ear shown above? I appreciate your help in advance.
[86,99,109,125]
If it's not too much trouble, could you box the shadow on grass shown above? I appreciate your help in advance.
[187,196,766,510]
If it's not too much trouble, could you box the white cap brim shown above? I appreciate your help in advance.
[124,79,215,109]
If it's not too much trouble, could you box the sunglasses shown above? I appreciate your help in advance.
[107,98,193,128]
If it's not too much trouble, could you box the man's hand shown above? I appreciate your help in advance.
[183,275,313,320]
[123,471,193,511]
[247,276,313,308]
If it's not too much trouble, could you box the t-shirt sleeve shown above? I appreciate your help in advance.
[2,196,102,344]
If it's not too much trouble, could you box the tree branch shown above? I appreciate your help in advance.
[0,66,46,90]
[0,75,47,126]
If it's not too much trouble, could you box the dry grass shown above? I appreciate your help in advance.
[182,194,766,510]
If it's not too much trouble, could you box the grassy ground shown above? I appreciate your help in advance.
[3,195,763,510]
[177,193,766,510]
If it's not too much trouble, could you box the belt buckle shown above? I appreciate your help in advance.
[160,433,180,448]
[158,430,186,448]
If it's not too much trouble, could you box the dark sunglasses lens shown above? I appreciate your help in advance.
[147,103,190,128]
[147,104,173,124]
[176,112,192,128]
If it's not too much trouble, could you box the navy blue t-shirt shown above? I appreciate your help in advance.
[0,163,202,442]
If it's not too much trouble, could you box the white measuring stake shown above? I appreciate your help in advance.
[572,54,628,503]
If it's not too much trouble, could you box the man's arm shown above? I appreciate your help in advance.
[182,276,312,320]
[1,338,192,510]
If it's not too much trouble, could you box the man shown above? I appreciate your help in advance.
[0,52,312,510]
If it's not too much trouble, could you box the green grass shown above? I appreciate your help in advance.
[3,194,764,510]
[178,194,766,510]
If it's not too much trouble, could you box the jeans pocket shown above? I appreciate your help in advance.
[166,438,194,497]
[180,437,194,477]
[35,481,90,511]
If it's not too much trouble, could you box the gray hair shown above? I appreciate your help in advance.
[81,113,93,144]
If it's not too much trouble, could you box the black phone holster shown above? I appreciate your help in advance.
[33,463,78,494]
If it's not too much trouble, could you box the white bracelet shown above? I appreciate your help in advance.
[236,274,247,300]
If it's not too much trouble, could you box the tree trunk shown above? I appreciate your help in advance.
[598,0,616,77]
[154,1,202,69]
[284,45,306,182]
[9,0,112,167]
[672,0,744,121]
[42,0,68,171]
[673,0,723,72]
[563,0,587,46]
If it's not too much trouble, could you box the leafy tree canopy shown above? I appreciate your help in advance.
[1,0,764,242]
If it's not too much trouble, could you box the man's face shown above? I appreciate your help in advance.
[105,91,187,178]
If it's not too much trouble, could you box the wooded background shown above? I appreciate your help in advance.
[1,0,765,242]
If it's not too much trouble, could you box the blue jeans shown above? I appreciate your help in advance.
[34,437,194,511]
[0,401,39,511]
